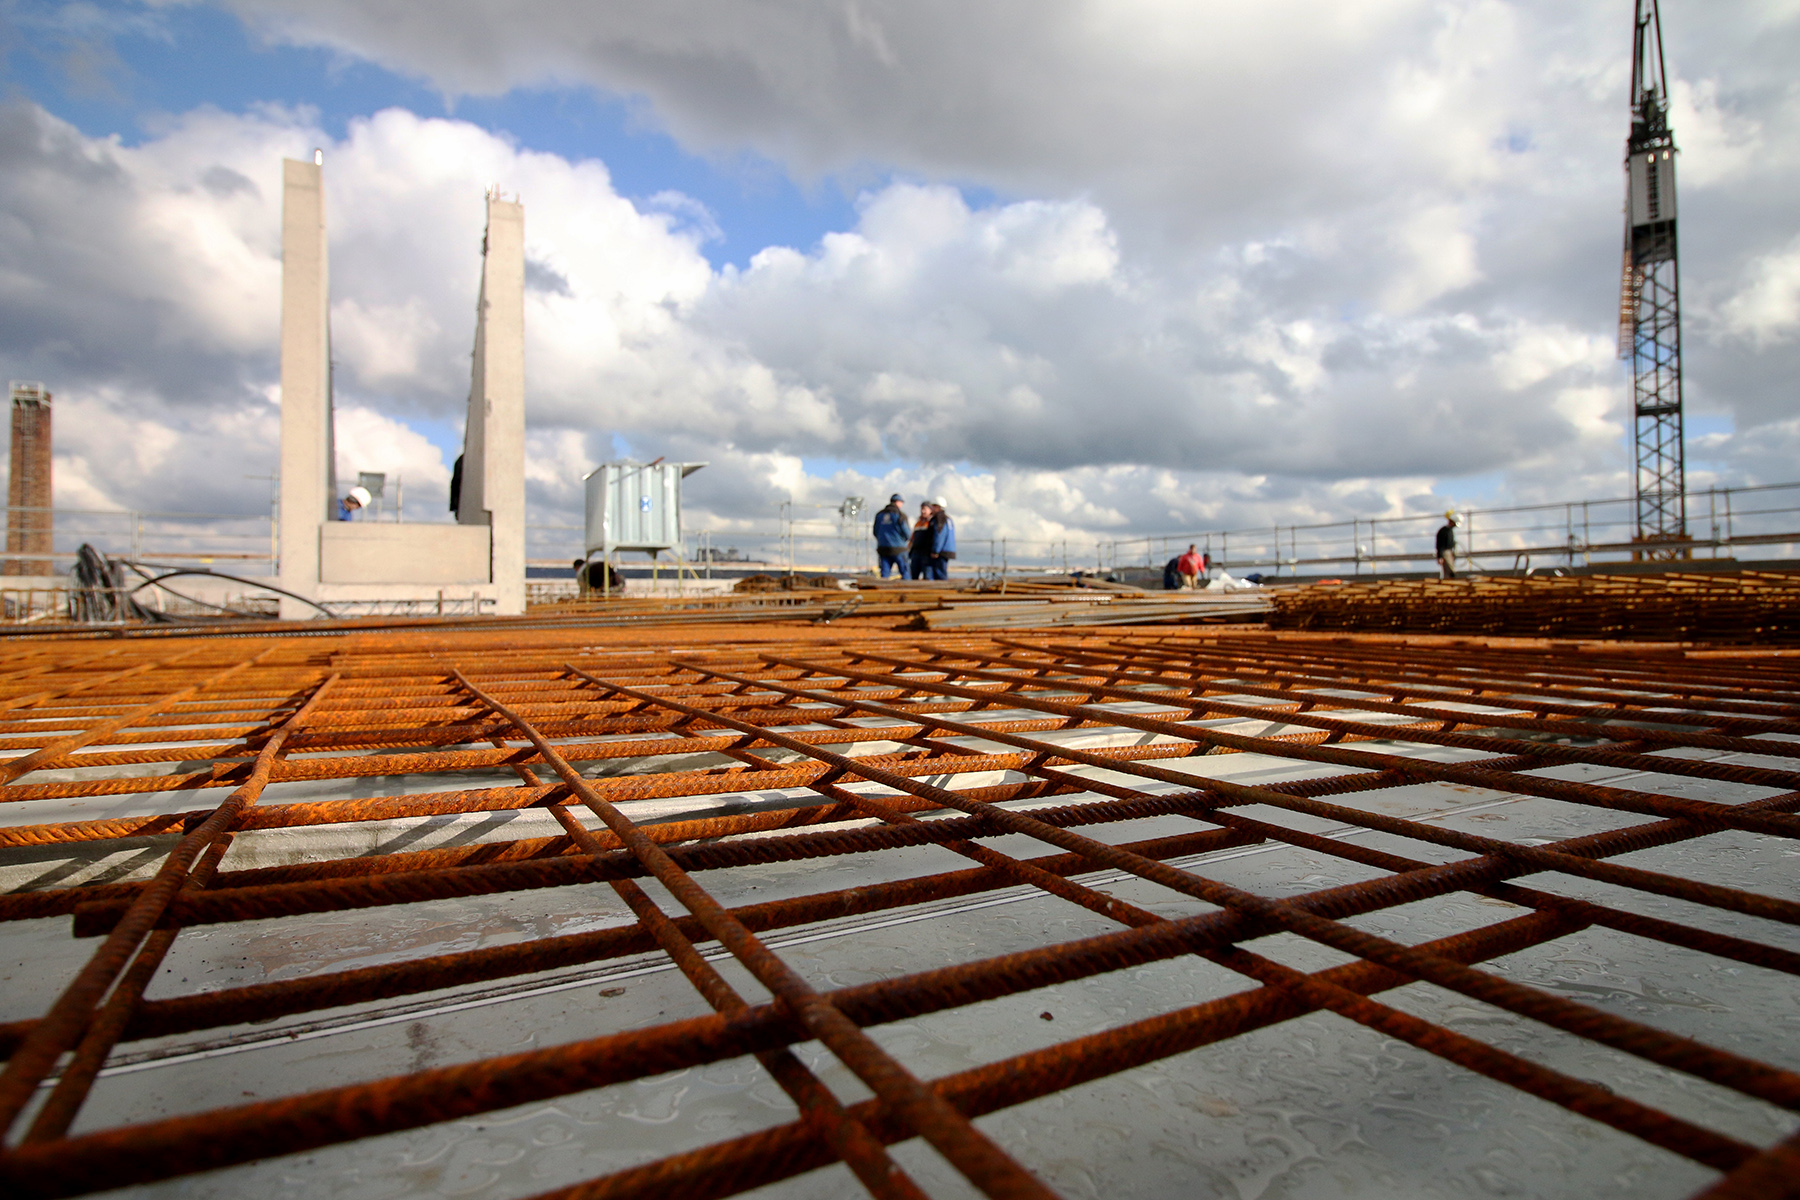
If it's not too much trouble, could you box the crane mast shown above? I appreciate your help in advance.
[1619,0,1686,556]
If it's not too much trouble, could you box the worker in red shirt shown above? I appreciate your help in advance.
[1176,544,1206,589]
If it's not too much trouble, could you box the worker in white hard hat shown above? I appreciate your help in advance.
[339,485,372,521]
[1435,510,1459,579]
[925,495,956,580]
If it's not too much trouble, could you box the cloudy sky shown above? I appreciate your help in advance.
[1,0,1796,562]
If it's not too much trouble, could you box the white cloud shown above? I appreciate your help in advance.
[0,98,1646,544]
[6,0,1800,556]
[43,383,281,517]
[1492,323,1609,391]
[215,0,1540,245]
[1668,77,1774,189]
[332,404,453,516]
[329,297,440,387]
[1379,203,1483,314]
[1716,235,1800,348]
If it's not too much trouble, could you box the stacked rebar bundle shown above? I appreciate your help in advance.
[0,623,1796,1197]
[1269,570,1800,641]
[914,592,1269,630]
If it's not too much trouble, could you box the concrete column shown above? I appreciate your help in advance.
[277,157,332,618]
[457,194,526,615]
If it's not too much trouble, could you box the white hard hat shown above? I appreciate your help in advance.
[931,495,949,509]
[347,486,372,507]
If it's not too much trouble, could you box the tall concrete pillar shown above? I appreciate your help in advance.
[277,156,332,618]
[270,164,519,619]
[456,194,526,615]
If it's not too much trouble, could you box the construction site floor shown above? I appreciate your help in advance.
[0,622,1795,1199]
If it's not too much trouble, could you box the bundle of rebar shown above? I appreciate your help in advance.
[914,592,1269,630]
[0,622,1796,1198]
[1269,570,1800,641]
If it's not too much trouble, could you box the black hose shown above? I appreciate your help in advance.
[123,566,338,619]
[67,544,152,623]
[64,547,338,623]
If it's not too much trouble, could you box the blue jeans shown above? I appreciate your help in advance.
[878,547,909,578]
[928,557,949,580]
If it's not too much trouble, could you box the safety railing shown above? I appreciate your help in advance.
[0,584,284,626]
[0,506,277,575]
[1100,481,1800,578]
[11,481,1800,607]
[0,586,72,624]
[533,519,875,578]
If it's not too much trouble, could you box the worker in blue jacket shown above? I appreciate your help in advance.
[872,494,912,578]
[926,496,956,580]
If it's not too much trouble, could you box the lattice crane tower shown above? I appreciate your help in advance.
[1618,0,1686,554]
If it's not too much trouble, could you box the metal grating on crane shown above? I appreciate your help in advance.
[0,625,1795,1198]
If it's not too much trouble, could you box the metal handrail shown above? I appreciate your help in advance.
[9,480,1800,581]
[1098,481,1800,574]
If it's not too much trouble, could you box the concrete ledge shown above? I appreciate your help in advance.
[319,522,489,584]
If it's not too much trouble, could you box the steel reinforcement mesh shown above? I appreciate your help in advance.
[0,625,1796,1198]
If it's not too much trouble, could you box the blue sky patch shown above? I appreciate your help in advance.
[4,0,862,267]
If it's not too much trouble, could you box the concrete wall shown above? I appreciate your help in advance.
[319,522,490,584]
[456,195,527,615]
[277,158,331,619]
[273,164,526,618]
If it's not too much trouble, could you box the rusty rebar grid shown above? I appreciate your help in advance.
[0,625,1794,1198]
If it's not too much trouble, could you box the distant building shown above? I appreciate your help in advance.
[6,382,52,576]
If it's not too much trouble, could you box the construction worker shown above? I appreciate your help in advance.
[574,557,624,596]
[1176,543,1206,589]
[926,496,957,580]
[908,502,935,582]
[1436,511,1459,579]
[338,485,372,521]
[872,494,912,578]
